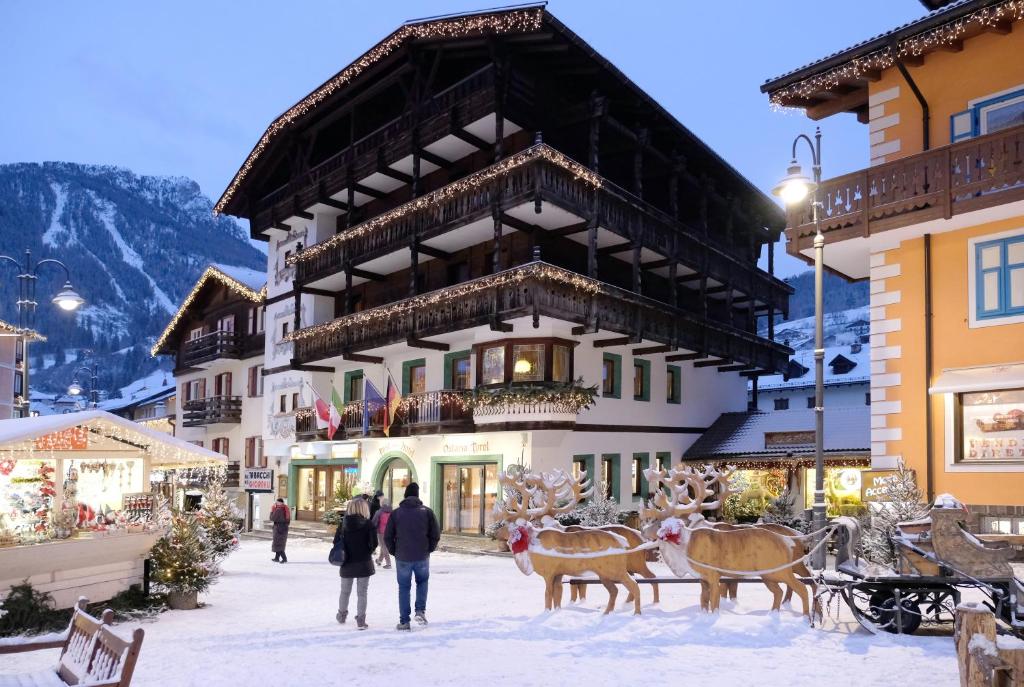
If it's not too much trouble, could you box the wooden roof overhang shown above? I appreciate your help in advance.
[217,5,782,235]
[760,0,1022,120]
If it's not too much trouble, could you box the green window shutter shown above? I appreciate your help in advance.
[655,451,671,472]
[602,453,621,503]
[342,369,363,404]
[443,350,471,389]
[667,364,682,404]
[602,353,621,399]
[401,358,426,395]
[633,452,650,499]
[573,454,597,502]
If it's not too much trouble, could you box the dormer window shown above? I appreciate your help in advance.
[829,354,857,376]
[472,338,577,387]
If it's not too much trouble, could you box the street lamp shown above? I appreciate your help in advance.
[772,127,827,569]
[67,361,100,409]
[0,248,85,416]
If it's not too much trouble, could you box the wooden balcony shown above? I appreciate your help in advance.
[181,396,243,427]
[294,409,326,442]
[290,261,790,373]
[785,123,1024,255]
[181,330,250,368]
[401,390,474,433]
[294,144,790,315]
[250,64,534,234]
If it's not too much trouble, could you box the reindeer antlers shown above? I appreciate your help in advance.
[640,465,738,521]
[495,469,592,523]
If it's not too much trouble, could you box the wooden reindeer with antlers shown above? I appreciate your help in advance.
[496,469,644,615]
[640,466,812,616]
[524,470,659,606]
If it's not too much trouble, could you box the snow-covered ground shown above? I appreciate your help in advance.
[1,539,958,686]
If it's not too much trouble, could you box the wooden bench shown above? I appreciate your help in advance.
[0,598,144,687]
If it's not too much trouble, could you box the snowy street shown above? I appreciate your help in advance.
[2,539,958,686]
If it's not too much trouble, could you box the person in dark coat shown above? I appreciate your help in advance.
[369,489,384,519]
[383,482,439,631]
[334,498,377,630]
[269,499,290,563]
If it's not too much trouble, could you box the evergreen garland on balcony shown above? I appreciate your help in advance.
[468,379,598,414]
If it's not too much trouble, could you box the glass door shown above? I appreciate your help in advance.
[380,460,411,505]
[296,467,316,520]
[441,463,498,535]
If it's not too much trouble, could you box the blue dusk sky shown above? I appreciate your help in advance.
[0,0,925,277]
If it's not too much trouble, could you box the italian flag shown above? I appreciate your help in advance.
[329,387,344,440]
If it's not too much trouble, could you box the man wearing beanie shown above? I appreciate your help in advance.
[383,482,440,630]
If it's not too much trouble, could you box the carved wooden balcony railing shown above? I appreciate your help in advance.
[785,123,1024,253]
[294,145,790,315]
[401,390,474,430]
[181,330,244,367]
[289,261,790,373]
[294,409,327,442]
[251,64,534,234]
[182,396,243,427]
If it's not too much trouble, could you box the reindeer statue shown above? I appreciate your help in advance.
[496,469,645,615]
[522,470,659,606]
[640,466,813,616]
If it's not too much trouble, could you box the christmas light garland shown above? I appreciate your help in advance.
[0,319,46,341]
[284,262,602,343]
[768,0,1024,107]
[213,8,545,216]
[288,144,601,265]
[151,266,267,357]
[683,457,871,470]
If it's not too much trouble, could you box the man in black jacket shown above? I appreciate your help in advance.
[384,482,440,630]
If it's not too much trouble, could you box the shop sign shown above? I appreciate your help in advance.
[378,441,415,459]
[331,442,360,459]
[243,468,274,493]
[441,439,491,454]
[34,426,88,450]
[861,469,910,503]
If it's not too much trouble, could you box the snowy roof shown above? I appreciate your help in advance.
[151,264,266,356]
[97,369,175,413]
[211,263,266,292]
[0,319,46,342]
[684,407,870,460]
[755,344,871,392]
[0,410,225,466]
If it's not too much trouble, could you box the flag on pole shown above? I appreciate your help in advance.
[306,382,331,432]
[329,387,344,440]
[384,374,401,437]
[363,379,386,437]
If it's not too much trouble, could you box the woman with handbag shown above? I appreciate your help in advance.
[334,498,377,629]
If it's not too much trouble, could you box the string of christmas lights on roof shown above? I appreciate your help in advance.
[213,8,545,216]
[0,319,46,341]
[285,261,602,343]
[769,0,1024,107]
[151,266,267,357]
[288,144,602,265]
[683,457,871,470]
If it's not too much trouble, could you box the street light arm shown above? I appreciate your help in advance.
[0,255,22,272]
[70,366,94,380]
[32,258,72,280]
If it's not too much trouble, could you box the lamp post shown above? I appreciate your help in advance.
[0,248,85,415]
[772,127,826,569]
[68,361,100,409]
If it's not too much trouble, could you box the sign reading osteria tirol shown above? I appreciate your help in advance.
[441,439,491,454]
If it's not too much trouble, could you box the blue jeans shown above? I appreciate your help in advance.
[396,558,429,624]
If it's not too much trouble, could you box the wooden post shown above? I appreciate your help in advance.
[668,153,681,220]
[492,48,506,163]
[409,238,419,297]
[346,169,356,229]
[668,262,678,308]
[632,244,642,295]
[344,263,353,315]
[955,603,997,687]
[588,91,603,173]
[492,201,503,273]
[587,192,599,279]
[634,127,647,200]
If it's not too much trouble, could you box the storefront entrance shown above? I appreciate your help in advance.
[295,465,353,521]
[379,458,413,505]
[441,463,498,535]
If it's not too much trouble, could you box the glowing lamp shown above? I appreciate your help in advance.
[67,382,83,396]
[771,163,816,206]
[514,358,533,375]
[52,281,85,311]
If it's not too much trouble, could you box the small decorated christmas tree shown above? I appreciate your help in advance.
[199,477,241,562]
[860,464,929,567]
[149,511,220,600]
[572,478,621,527]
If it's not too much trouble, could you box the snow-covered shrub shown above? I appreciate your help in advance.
[859,465,929,567]
[150,511,220,595]
[198,477,242,562]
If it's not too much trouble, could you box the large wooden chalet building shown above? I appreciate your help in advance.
[214,5,792,532]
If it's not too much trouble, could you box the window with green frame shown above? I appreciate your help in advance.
[602,353,621,398]
[633,359,650,401]
[631,453,649,498]
[343,369,364,403]
[666,364,681,404]
[402,358,427,395]
[600,454,620,502]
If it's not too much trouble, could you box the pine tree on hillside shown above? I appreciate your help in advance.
[198,477,241,563]
[860,465,929,567]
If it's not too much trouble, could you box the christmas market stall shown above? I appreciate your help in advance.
[683,407,871,521]
[0,410,226,608]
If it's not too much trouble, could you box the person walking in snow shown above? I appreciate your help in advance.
[371,496,393,569]
[369,489,384,518]
[269,498,290,563]
[335,497,377,630]
[383,482,439,631]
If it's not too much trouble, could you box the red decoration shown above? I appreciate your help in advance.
[34,427,88,450]
[508,524,531,554]
[0,458,14,476]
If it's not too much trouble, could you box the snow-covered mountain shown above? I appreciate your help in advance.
[0,162,266,394]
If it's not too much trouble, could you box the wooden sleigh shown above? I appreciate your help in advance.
[0,598,144,687]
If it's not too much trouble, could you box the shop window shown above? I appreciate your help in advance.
[602,353,621,398]
[774,398,789,410]
[633,360,650,402]
[481,346,505,385]
[666,365,681,404]
[448,353,471,390]
[725,469,788,523]
[512,344,545,382]
[803,467,866,517]
[955,387,1024,463]
[980,515,1024,535]
[975,234,1024,321]
[552,345,571,383]
[807,396,815,409]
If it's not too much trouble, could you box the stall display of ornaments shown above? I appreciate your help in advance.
[1,461,56,544]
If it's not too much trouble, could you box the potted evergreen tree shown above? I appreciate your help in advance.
[150,511,220,610]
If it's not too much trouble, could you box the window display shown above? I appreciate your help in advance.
[958,388,1024,462]
[804,466,867,517]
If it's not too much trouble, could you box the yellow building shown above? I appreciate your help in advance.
[763,0,1024,533]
